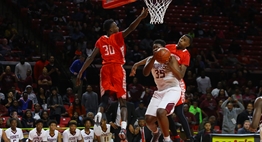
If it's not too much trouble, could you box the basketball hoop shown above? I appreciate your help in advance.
[102,0,137,9]
[144,0,172,24]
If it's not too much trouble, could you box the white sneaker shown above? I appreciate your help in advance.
[94,112,102,125]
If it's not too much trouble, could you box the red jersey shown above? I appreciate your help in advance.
[165,44,190,66]
[95,32,126,65]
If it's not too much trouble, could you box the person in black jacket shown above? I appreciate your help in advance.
[194,122,215,142]
[236,103,253,129]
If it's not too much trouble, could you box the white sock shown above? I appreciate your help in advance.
[95,112,102,123]
[164,136,171,141]
[121,121,127,129]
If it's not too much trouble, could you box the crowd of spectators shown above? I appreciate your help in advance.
[0,0,262,141]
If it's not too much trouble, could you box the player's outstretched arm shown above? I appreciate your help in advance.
[129,57,149,76]
[143,56,154,76]
[250,97,262,129]
[122,7,148,38]
[76,47,100,86]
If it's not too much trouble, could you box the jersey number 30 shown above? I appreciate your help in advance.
[103,45,115,55]
[155,70,165,78]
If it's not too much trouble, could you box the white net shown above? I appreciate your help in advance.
[144,0,172,24]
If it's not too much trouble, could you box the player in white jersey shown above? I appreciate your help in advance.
[63,120,82,142]
[28,119,47,142]
[94,115,113,142]
[81,118,96,142]
[5,118,24,142]
[46,120,61,142]
[143,39,182,142]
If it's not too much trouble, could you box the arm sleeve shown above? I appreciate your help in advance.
[69,60,76,74]
[181,53,190,66]
[62,132,68,142]
[221,99,229,112]
[19,129,24,139]
[28,131,33,140]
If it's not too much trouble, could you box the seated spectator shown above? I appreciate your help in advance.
[7,111,22,128]
[4,92,15,108]
[0,66,17,94]
[62,87,75,106]
[70,112,83,127]
[37,88,47,110]
[68,98,86,119]
[10,86,22,100]
[189,100,203,125]
[0,102,8,116]
[237,120,251,134]
[194,122,216,142]
[49,27,64,43]
[22,110,34,128]
[32,104,42,120]
[135,100,146,118]
[47,87,63,124]
[86,112,94,120]
[0,38,11,57]
[25,85,38,104]
[18,92,33,111]
[198,115,217,131]
[38,67,52,91]
[8,100,23,116]
[40,110,49,128]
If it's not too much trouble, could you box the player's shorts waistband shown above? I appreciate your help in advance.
[155,86,181,93]
[102,63,124,65]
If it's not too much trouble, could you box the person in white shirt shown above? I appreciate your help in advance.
[63,120,82,142]
[15,57,32,90]
[196,70,212,94]
[5,118,24,142]
[46,120,61,142]
[94,116,113,142]
[28,119,47,142]
[81,118,96,142]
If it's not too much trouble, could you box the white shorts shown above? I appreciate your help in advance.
[145,87,181,117]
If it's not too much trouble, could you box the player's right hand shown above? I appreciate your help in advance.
[139,7,148,19]
[76,74,82,86]
[129,64,137,76]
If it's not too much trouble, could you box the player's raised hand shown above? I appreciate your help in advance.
[76,73,82,86]
[139,7,148,19]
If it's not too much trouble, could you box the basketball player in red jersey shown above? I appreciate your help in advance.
[76,8,148,142]
[130,34,193,142]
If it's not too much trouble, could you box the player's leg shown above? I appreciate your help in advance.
[157,87,181,142]
[250,97,262,130]
[145,93,162,142]
[113,65,129,140]
[168,115,180,142]
[95,65,114,124]
[174,104,193,142]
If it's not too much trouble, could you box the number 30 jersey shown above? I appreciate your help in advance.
[95,32,126,65]
[151,60,180,91]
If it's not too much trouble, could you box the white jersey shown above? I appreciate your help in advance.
[95,124,113,142]
[46,130,59,142]
[5,128,24,142]
[81,129,94,142]
[63,129,82,142]
[151,60,180,91]
[0,129,2,142]
[28,128,47,142]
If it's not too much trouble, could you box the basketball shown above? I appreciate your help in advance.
[154,48,171,63]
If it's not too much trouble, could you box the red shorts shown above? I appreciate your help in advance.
[100,64,126,99]
[176,79,186,106]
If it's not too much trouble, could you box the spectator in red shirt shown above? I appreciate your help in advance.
[37,67,52,91]
[200,93,218,118]
[0,66,17,94]
[33,54,49,81]
[127,77,144,108]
